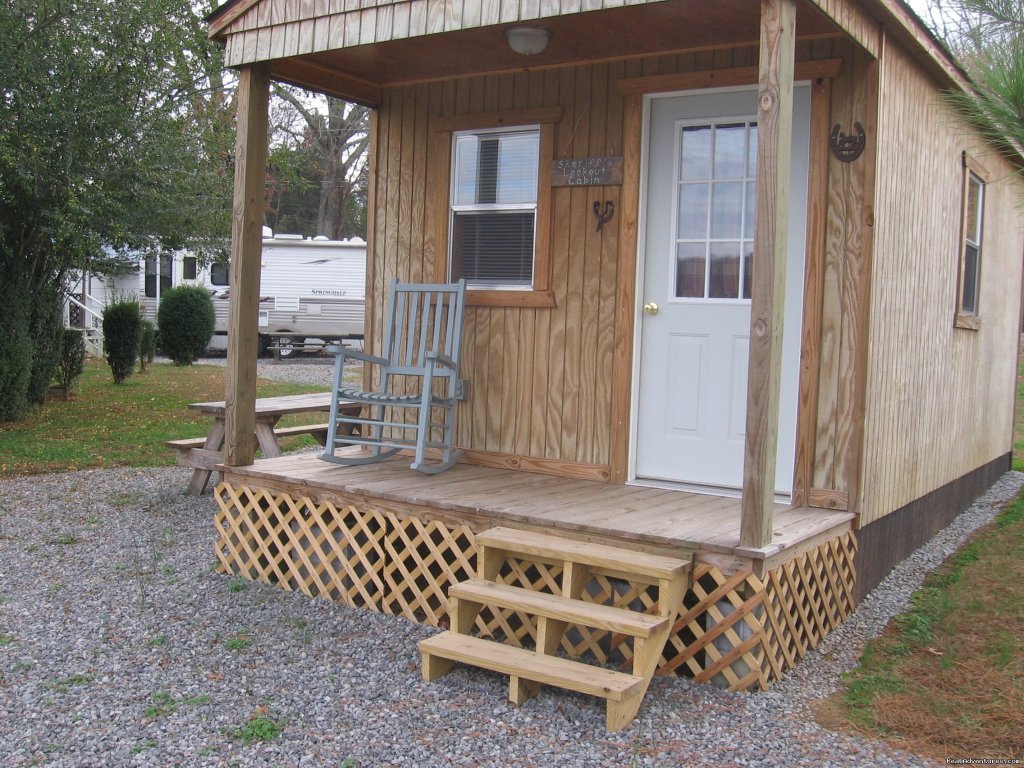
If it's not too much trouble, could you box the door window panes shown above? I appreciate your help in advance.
[672,119,757,300]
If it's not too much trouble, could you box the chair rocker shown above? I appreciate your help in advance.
[321,279,468,474]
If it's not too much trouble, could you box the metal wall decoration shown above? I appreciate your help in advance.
[593,200,615,232]
[830,122,866,162]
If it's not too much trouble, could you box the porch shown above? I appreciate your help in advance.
[215,453,858,692]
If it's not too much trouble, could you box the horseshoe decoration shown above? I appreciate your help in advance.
[593,200,615,232]
[829,122,866,163]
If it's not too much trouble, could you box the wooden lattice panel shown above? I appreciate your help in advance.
[214,483,476,626]
[761,531,858,682]
[215,481,856,693]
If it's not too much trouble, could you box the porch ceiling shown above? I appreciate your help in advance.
[268,0,841,102]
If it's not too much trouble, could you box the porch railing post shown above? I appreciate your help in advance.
[224,63,270,467]
[741,0,796,549]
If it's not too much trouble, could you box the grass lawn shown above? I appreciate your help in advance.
[0,359,325,477]
[819,493,1024,761]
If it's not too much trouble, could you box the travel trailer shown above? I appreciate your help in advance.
[68,230,367,357]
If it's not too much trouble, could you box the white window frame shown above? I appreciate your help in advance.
[448,126,540,291]
[956,153,986,330]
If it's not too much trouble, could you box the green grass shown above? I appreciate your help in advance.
[223,633,252,652]
[0,360,324,477]
[232,713,285,744]
[827,491,1024,758]
[142,690,213,719]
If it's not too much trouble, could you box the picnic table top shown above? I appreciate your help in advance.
[188,392,335,417]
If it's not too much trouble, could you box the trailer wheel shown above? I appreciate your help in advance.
[274,335,302,359]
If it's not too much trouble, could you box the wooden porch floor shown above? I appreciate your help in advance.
[220,453,855,570]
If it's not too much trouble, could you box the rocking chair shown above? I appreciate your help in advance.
[320,279,468,474]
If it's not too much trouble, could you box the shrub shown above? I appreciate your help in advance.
[27,296,63,406]
[0,277,32,422]
[54,328,85,398]
[103,301,142,384]
[138,319,156,372]
[157,285,214,366]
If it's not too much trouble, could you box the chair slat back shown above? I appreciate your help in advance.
[381,280,466,376]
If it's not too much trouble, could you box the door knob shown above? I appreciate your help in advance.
[643,302,659,315]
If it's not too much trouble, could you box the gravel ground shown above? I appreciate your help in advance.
[195,353,341,390]
[0,358,1019,766]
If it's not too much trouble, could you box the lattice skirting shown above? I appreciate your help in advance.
[215,482,857,691]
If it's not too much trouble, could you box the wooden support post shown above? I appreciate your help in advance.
[224,63,270,467]
[741,0,796,549]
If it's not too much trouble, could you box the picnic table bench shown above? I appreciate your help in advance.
[168,392,360,495]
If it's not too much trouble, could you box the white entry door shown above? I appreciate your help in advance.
[633,86,810,496]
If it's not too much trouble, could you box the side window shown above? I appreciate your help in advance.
[182,256,198,281]
[450,127,540,289]
[956,154,986,329]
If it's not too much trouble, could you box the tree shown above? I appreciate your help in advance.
[922,0,1024,171]
[0,0,233,421]
[270,88,370,239]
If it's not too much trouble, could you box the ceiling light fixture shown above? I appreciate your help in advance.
[504,26,552,56]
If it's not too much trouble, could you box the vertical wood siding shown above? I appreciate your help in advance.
[367,44,836,471]
[858,40,1024,525]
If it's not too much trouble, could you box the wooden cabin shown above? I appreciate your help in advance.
[205,0,1024,696]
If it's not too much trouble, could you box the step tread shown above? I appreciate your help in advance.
[477,527,691,580]
[450,580,666,638]
[419,632,643,701]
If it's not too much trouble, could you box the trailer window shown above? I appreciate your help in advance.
[182,256,198,280]
[955,153,986,330]
[210,262,229,286]
[144,255,172,299]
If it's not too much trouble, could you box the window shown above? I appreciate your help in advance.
[674,119,758,301]
[956,154,986,329]
[433,107,558,308]
[450,128,539,289]
[144,255,172,298]
[210,262,230,286]
[182,256,198,280]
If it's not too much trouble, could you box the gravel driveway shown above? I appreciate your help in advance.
[0,359,1018,766]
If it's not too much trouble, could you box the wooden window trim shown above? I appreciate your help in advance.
[432,108,559,308]
[954,152,987,331]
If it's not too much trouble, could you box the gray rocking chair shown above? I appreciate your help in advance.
[320,279,468,474]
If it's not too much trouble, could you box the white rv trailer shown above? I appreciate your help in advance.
[205,233,367,356]
[73,230,366,357]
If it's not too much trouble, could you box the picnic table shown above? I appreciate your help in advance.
[167,392,360,495]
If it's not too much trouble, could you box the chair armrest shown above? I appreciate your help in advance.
[327,345,388,366]
[425,351,457,370]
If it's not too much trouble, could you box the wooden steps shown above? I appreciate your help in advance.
[419,526,693,731]
[449,580,669,638]
[420,633,644,700]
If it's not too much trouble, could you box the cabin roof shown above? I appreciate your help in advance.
[205,0,970,102]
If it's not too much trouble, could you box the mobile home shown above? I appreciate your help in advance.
[69,231,367,356]
[203,0,1024,707]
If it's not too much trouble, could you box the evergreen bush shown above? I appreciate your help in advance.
[138,319,156,372]
[157,285,214,365]
[103,301,142,384]
[0,276,32,422]
[27,297,63,405]
[54,328,85,398]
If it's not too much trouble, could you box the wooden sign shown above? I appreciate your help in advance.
[551,156,623,187]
